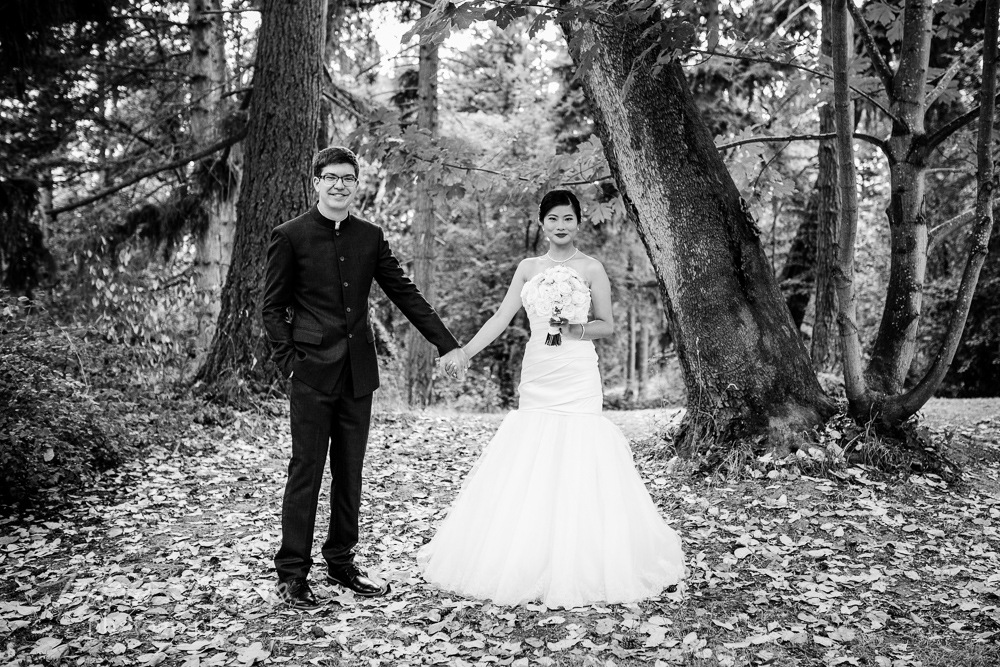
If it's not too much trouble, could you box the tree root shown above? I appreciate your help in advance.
[191,365,285,410]
[657,408,964,485]
[670,401,827,465]
[838,417,963,485]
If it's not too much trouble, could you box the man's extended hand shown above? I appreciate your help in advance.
[440,348,469,380]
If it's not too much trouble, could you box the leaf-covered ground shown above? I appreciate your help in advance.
[2,400,1000,667]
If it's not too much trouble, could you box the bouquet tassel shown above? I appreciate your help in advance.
[545,331,562,346]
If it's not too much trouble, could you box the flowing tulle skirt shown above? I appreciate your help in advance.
[417,315,685,608]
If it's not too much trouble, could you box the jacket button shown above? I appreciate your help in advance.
[346,307,351,313]
[340,256,345,261]
[348,333,353,338]
[343,282,348,287]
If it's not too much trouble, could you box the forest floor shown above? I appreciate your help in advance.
[2,399,1000,667]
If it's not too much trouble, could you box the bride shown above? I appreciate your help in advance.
[420,189,685,609]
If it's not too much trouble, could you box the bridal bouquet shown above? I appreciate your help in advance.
[534,266,589,346]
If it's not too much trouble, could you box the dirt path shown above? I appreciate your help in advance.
[920,397,1000,431]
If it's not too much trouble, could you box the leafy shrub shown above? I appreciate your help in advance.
[0,353,133,505]
[0,296,136,506]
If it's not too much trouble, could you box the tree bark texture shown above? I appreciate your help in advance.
[188,0,226,145]
[563,10,833,453]
[197,0,325,392]
[811,0,845,372]
[405,2,440,407]
[865,0,933,394]
[189,0,239,354]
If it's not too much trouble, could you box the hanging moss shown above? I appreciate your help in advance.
[99,191,210,262]
[192,155,240,217]
[162,194,209,257]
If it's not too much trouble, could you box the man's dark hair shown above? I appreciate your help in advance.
[538,189,581,223]
[312,146,359,178]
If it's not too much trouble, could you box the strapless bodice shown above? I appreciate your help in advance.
[520,265,592,334]
[516,265,600,414]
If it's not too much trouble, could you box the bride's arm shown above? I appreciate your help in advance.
[462,260,530,359]
[565,260,614,341]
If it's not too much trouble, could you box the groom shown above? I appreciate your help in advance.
[262,146,466,608]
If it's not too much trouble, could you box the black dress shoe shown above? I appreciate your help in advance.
[326,563,389,597]
[276,577,320,609]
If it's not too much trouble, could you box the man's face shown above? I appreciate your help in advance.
[314,162,359,215]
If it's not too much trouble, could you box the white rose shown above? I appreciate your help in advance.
[558,281,572,295]
[571,291,587,305]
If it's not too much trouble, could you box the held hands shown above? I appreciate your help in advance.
[439,347,470,380]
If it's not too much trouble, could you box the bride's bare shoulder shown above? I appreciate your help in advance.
[575,254,607,279]
[517,256,547,277]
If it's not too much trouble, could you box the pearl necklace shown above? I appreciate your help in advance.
[546,248,579,264]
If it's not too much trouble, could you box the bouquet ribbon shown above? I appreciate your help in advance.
[546,308,563,346]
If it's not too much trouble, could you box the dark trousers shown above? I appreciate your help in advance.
[274,369,373,582]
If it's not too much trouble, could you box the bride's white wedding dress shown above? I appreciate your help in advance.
[417,266,685,608]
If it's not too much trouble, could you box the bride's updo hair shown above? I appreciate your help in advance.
[538,189,581,223]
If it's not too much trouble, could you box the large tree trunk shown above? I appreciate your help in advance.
[562,10,834,453]
[189,0,240,354]
[0,179,45,295]
[405,3,440,407]
[811,0,847,372]
[197,0,325,393]
[864,0,933,394]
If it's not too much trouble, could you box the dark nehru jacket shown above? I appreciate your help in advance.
[261,206,459,397]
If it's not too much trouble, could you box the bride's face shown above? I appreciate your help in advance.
[541,204,579,248]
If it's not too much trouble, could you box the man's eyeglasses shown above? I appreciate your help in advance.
[318,174,358,187]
